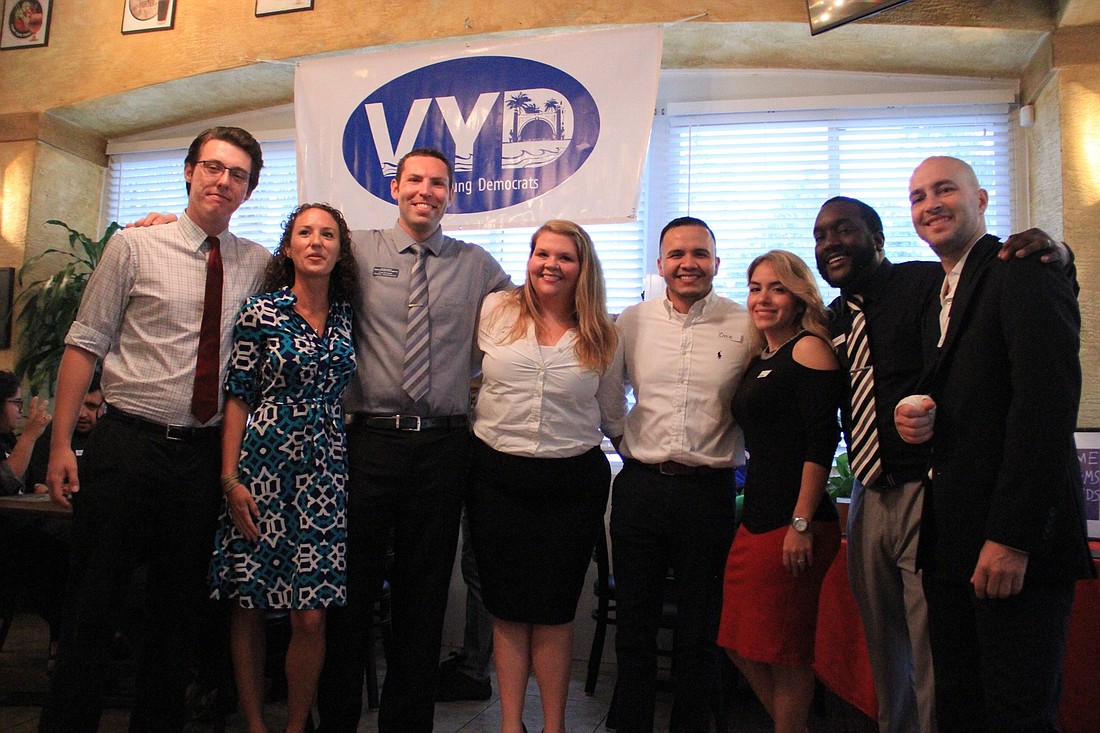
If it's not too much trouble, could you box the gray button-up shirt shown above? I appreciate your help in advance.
[343,222,512,417]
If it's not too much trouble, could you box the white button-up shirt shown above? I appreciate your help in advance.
[617,289,752,468]
[473,291,626,458]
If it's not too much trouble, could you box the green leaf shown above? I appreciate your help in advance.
[14,220,120,396]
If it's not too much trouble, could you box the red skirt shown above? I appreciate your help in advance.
[717,521,840,666]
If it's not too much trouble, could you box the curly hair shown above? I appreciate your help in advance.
[262,203,359,303]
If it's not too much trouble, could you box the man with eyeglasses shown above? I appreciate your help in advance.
[124,146,512,733]
[40,127,271,733]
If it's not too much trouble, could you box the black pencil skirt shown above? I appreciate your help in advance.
[467,438,611,625]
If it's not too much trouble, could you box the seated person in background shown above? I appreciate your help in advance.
[0,369,55,664]
[26,372,103,491]
[19,373,103,660]
[0,369,52,494]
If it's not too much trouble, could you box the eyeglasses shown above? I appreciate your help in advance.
[195,159,251,185]
[6,398,23,410]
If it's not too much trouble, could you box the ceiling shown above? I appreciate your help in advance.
[45,1,1096,142]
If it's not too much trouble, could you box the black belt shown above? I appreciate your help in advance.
[105,407,220,442]
[354,413,467,432]
[632,459,723,477]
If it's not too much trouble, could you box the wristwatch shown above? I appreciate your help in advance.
[791,517,810,534]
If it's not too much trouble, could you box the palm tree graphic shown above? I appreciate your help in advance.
[544,99,563,140]
[506,92,533,143]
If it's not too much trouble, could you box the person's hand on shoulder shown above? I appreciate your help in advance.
[998,228,1068,264]
[126,212,178,228]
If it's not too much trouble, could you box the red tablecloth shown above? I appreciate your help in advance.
[812,539,1100,733]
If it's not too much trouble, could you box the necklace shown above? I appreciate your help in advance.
[761,329,805,360]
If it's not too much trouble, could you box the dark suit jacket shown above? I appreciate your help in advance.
[917,234,1094,584]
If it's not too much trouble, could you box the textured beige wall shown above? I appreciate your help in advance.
[1058,67,1100,425]
[0,141,36,370]
[1027,80,1063,240]
[0,142,102,368]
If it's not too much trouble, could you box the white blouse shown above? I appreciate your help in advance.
[473,291,626,458]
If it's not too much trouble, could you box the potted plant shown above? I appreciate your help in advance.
[14,219,120,396]
[827,451,854,533]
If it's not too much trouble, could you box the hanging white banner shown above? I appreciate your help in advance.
[294,25,662,231]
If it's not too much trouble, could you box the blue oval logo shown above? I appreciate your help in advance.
[342,56,600,214]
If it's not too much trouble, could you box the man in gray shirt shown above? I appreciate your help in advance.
[317,148,511,733]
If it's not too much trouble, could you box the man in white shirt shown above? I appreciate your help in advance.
[40,127,271,733]
[611,217,750,732]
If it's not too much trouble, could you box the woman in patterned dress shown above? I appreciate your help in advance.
[210,203,357,733]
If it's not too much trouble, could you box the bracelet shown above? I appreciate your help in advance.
[221,473,241,495]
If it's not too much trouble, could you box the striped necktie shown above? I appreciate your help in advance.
[402,243,431,402]
[846,295,882,487]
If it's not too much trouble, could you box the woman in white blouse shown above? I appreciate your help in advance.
[468,220,624,733]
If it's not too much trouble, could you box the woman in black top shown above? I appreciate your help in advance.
[717,251,843,733]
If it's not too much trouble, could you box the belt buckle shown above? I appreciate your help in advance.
[396,415,422,431]
[658,461,677,476]
[165,425,188,442]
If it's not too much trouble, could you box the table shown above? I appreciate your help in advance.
[0,493,71,515]
[812,540,1100,733]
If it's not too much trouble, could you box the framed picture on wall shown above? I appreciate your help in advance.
[1,0,51,50]
[1076,430,1100,540]
[122,0,175,34]
[256,0,313,17]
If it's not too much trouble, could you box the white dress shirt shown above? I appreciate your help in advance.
[473,291,626,458]
[937,239,977,347]
[65,213,270,426]
[617,289,752,468]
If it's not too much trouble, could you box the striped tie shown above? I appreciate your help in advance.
[845,296,882,487]
[402,244,430,401]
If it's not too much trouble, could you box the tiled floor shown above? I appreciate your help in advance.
[1,612,874,732]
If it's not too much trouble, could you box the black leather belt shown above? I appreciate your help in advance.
[355,413,467,432]
[105,406,220,442]
[632,459,721,476]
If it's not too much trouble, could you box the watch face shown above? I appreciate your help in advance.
[792,518,809,533]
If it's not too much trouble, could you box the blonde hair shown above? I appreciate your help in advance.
[493,220,618,373]
[745,250,832,355]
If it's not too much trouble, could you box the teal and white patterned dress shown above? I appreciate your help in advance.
[210,287,356,609]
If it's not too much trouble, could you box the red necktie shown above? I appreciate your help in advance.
[191,236,223,424]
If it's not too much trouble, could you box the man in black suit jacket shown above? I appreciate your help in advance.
[896,156,1095,732]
